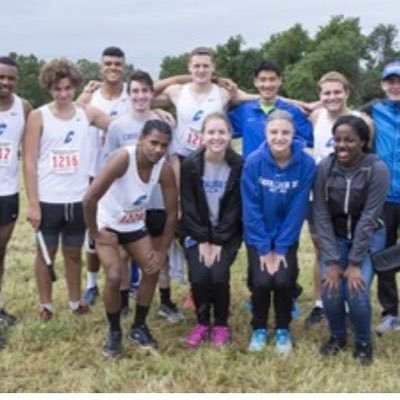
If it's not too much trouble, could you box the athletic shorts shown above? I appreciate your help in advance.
[0,193,19,226]
[39,202,85,248]
[106,226,149,245]
[146,209,166,238]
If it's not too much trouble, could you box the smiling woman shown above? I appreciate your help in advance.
[241,109,316,354]
[313,115,389,365]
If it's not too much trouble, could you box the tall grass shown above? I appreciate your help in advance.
[1,182,400,393]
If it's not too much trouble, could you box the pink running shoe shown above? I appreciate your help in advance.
[212,325,230,347]
[186,324,209,348]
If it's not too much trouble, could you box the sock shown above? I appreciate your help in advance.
[315,300,323,309]
[159,287,172,306]
[120,289,129,310]
[40,303,54,312]
[130,262,140,287]
[106,311,121,332]
[133,304,149,327]
[69,301,80,311]
[87,272,98,289]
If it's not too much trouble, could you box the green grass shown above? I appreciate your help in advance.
[1,183,400,393]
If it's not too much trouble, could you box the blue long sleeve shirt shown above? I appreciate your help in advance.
[241,140,316,256]
[229,98,313,158]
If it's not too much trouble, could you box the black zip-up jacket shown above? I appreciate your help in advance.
[180,146,243,246]
[313,153,389,266]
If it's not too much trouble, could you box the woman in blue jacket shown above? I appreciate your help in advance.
[241,109,316,354]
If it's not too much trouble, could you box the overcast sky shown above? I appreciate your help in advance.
[2,0,399,77]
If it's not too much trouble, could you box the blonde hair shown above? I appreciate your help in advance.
[318,71,349,93]
[201,112,232,133]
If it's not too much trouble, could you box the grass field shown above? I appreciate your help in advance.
[1,186,400,393]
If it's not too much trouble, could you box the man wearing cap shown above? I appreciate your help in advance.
[362,61,400,334]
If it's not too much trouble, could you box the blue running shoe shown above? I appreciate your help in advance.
[275,329,292,355]
[248,329,268,352]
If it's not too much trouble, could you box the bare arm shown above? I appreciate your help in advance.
[23,110,42,230]
[154,75,191,96]
[84,104,113,131]
[280,96,322,115]
[152,84,181,108]
[83,148,129,238]
[159,162,178,253]
[76,80,101,106]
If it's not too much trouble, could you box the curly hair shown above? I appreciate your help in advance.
[39,58,83,89]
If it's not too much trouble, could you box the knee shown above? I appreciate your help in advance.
[273,276,292,291]
[141,269,159,284]
[64,250,81,265]
[252,278,273,293]
[106,271,122,291]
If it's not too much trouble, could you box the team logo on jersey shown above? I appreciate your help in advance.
[192,110,204,122]
[133,195,147,206]
[64,130,75,144]
[0,123,6,135]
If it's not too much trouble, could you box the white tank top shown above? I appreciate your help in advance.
[37,104,91,203]
[104,112,165,210]
[173,83,224,157]
[97,146,165,232]
[88,85,130,176]
[0,95,25,195]
[313,108,361,164]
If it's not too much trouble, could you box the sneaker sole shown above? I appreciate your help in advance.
[128,336,157,350]
[102,349,121,358]
[158,310,184,323]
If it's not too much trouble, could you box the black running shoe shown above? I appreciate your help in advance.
[320,336,347,356]
[353,341,373,366]
[103,330,122,358]
[305,306,325,327]
[0,309,17,326]
[128,324,157,349]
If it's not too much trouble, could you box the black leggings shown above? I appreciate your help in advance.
[248,243,299,330]
[185,243,239,326]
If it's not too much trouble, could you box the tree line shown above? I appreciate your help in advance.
[8,15,400,108]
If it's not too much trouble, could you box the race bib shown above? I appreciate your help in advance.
[0,142,12,167]
[50,148,79,174]
[119,207,146,223]
[185,128,203,150]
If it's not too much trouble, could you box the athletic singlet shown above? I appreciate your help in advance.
[37,104,91,203]
[97,146,165,232]
[173,83,224,157]
[0,95,25,195]
[313,108,361,164]
[88,85,130,176]
[104,112,165,210]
